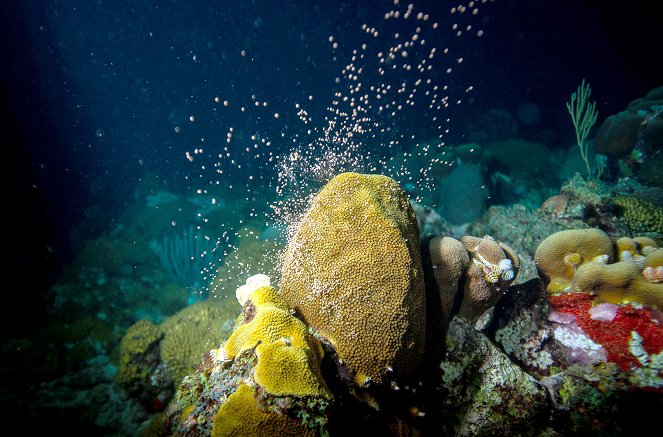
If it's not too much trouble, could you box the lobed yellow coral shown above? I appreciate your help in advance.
[224,285,330,398]
[571,260,663,310]
[534,228,615,293]
[212,383,315,437]
[278,172,426,387]
[535,228,663,310]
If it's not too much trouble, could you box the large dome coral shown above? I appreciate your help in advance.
[278,172,426,387]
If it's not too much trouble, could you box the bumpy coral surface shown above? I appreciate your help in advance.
[212,383,316,437]
[458,235,520,323]
[279,172,426,387]
[532,229,663,386]
[116,319,163,394]
[534,228,615,293]
[162,285,331,436]
[535,228,663,312]
[159,300,233,384]
[224,285,331,398]
[613,195,663,234]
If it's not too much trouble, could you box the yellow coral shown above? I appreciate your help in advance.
[534,228,615,293]
[278,172,426,387]
[224,286,330,398]
[613,195,663,234]
[212,383,314,437]
[159,300,231,383]
[571,260,663,310]
[116,319,162,391]
[644,248,663,269]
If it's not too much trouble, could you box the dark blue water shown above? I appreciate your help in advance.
[2,0,661,432]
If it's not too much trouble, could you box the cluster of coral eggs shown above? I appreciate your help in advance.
[535,228,663,310]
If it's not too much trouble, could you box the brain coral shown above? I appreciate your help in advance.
[534,228,615,293]
[279,172,426,387]
[613,195,663,234]
[535,228,663,311]
[458,235,520,322]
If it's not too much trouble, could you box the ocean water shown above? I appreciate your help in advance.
[2,0,661,434]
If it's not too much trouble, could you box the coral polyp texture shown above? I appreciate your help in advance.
[278,172,426,387]
[116,319,163,395]
[535,228,663,310]
[533,228,663,384]
[161,285,331,436]
[534,228,615,293]
[223,285,331,398]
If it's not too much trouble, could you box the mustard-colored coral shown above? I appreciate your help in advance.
[116,319,162,392]
[212,383,314,437]
[159,300,231,383]
[535,229,663,310]
[571,260,663,310]
[278,172,426,387]
[642,248,663,282]
[613,195,663,234]
[224,285,330,398]
[534,228,615,293]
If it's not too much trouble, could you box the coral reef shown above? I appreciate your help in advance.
[534,228,615,293]
[434,318,549,436]
[535,228,663,312]
[151,174,663,436]
[596,86,663,160]
[161,284,331,436]
[159,300,235,384]
[456,235,519,323]
[116,319,163,395]
[114,300,236,414]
